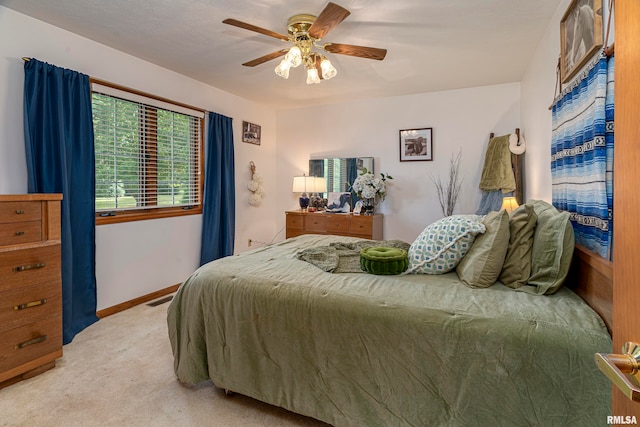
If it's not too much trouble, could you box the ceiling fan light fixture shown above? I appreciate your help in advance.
[306,67,321,85]
[274,59,291,79]
[320,58,337,80]
[224,3,386,86]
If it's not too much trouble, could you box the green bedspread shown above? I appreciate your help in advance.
[168,234,611,427]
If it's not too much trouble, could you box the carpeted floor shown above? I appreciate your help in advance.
[0,296,329,427]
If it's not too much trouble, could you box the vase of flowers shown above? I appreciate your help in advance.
[351,168,393,215]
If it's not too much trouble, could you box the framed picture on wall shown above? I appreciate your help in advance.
[560,0,603,83]
[242,121,261,145]
[399,128,433,162]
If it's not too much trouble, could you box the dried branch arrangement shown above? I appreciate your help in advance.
[430,150,463,217]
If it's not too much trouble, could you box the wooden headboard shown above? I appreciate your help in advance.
[566,244,613,333]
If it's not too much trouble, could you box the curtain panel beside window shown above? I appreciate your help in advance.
[23,59,99,344]
[200,112,235,265]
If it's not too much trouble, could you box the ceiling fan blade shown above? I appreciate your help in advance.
[223,18,290,42]
[324,43,387,60]
[308,2,351,40]
[242,49,289,67]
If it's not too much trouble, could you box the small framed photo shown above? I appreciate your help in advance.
[560,0,603,83]
[399,128,433,162]
[326,192,351,213]
[242,121,261,145]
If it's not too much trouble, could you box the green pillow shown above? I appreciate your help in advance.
[519,200,575,295]
[360,247,408,275]
[457,210,510,288]
[499,204,538,289]
[407,215,485,274]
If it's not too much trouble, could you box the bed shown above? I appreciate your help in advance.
[168,204,612,427]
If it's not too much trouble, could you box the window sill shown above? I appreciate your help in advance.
[96,206,202,225]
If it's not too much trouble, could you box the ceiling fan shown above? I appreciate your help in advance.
[222,2,387,84]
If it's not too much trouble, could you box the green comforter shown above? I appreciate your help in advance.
[168,234,611,427]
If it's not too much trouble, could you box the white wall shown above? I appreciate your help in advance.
[276,83,521,243]
[0,7,278,310]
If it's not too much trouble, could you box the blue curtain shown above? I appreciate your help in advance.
[347,158,358,204]
[551,53,614,260]
[200,112,235,265]
[23,59,99,344]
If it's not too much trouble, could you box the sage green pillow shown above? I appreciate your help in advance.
[518,200,575,295]
[456,210,510,288]
[360,247,408,275]
[499,204,538,289]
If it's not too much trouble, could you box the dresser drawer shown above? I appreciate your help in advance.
[350,216,373,236]
[305,215,327,232]
[0,202,41,224]
[326,215,350,234]
[0,316,62,375]
[0,244,61,292]
[0,221,42,246]
[0,281,61,334]
[286,213,304,230]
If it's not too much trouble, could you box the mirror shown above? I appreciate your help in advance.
[309,157,374,195]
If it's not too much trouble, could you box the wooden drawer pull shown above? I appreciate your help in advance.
[13,262,46,272]
[15,335,47,350]
[15,231,25,236]
[15,209,25,214]
[14,299,47,311]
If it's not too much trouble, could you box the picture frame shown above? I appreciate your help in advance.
[242,121,261,145]
[560,0,603,84]
[399,128,433,162]
[326,192,351,214]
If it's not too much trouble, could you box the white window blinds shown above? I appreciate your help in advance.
[91,86,203,213]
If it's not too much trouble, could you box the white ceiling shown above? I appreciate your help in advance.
[1,0,561,110]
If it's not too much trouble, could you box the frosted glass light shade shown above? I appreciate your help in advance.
[320,58,337,80]
[274,59,290,79]
[306,68,321,84]
[285,46,302,68]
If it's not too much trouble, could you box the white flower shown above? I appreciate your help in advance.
[352,172,390,202]
[248,174,265,206]
[249,193,262,206]
[247,180,259,192]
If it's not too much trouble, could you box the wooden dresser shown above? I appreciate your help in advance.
[286,211,383,240]
[0,194,63,388]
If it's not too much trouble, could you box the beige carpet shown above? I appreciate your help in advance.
[0,297,328,427]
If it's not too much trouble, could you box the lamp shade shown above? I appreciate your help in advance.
[311,176,327,193]
[292,175,313,193]
[500,196,519,214]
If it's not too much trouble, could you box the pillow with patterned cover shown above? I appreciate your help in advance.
[407,215,486,274]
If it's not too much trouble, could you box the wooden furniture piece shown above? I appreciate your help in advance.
[0,194,63,388]
[286,211,383,240]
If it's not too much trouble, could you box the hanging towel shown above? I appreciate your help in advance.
[476,190,506,215]
[479,134,516,193]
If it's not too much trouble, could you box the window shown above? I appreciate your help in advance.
[91,82,204,224]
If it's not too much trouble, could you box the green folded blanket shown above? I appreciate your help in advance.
[479,134,516,193]
[297,239,411,273]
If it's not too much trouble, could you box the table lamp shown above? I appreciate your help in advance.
[292,175,313,210]
[500,196,519,214]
